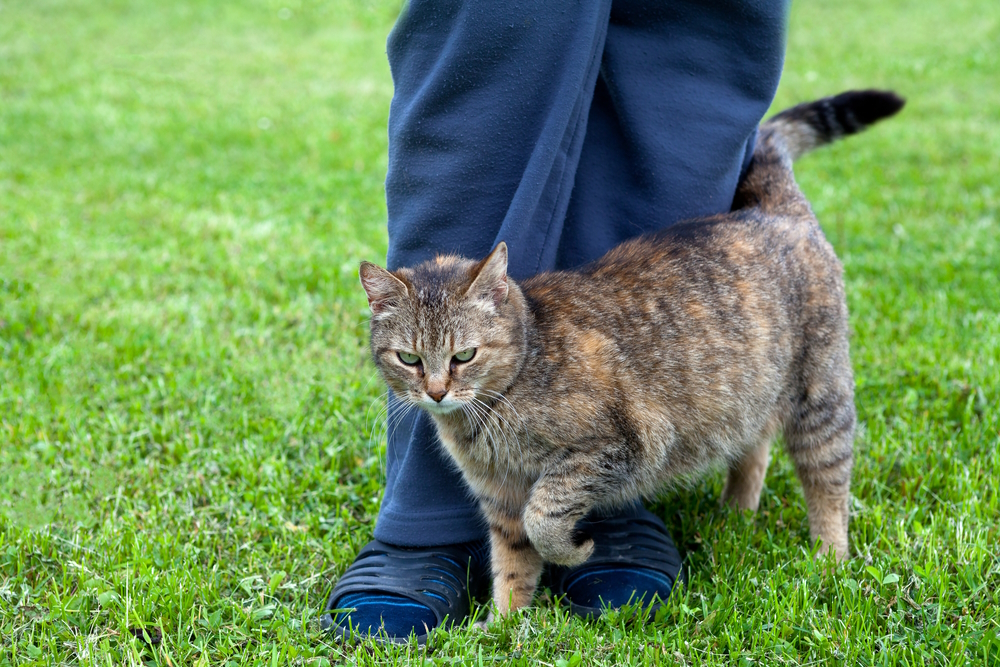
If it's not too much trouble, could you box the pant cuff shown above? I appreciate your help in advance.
[373,507,488,547]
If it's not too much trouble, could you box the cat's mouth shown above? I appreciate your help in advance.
[420,399,462,416]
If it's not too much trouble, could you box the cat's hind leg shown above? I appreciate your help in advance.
[784,349,855,560]
[721,440,771,512]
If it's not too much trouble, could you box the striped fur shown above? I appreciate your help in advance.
[360,90,904,621]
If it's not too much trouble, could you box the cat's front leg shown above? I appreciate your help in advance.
[521,454,602,566]
[481,498,544,620]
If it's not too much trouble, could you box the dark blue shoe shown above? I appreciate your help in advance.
[546,509,684,618]
[321,539,490,644]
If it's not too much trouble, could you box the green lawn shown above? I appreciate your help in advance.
[1,0,997,664]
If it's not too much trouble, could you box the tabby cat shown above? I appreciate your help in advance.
[359,90,904,620]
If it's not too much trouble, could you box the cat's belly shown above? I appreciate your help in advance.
[528,405,781,517]
[431,371,786,510]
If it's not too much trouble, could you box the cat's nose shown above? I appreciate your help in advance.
[427,389,447,402]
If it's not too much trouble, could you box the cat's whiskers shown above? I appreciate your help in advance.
[369,397,419,476]
[481,389,524,428]
[458,402,489,462]
[462,397,498,463]
[364,391,389,437]
[470,395,522,483]
[470,396,512,459]
[459,401,506,492]
[479,389,525,439]
[361,375,393,472]
[386,401,420,471]
[465,397,513,485]
[464,397,517,490]
[365,392,391,477]
[361,368,384,395]
[477,390,526,469]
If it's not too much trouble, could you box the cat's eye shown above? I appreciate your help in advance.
[453,348,476,363]
[398,351,421,366]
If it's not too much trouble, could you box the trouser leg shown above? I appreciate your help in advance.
[556,0,787,267]
[375,0,613,546]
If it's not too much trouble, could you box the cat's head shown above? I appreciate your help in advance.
[359,243,526,417]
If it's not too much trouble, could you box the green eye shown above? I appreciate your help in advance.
[453,348,476,363]
[398,351,421,365]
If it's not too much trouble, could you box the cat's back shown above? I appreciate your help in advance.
[522,209,834,345]
[513,209,843,455]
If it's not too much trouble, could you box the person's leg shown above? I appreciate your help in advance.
[327,0,613,640]
[557,0,788,268]
[376,0,614,548]
[552,0,788,613]
[545,0,788,611]
[379,0,786,551]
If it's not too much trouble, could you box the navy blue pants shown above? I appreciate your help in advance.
[374,0,788,546]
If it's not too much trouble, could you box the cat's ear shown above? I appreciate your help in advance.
[466,242,509,311]
[359,261,408,318]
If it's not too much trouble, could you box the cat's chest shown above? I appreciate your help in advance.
[432,403,550,474]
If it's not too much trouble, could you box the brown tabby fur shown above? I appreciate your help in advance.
[359,90,904,620]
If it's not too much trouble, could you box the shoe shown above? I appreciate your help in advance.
[545,509,683,618]
[321,539,490,644]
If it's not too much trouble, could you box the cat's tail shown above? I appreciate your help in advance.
[734,90,905,211]
[764,89,905,161]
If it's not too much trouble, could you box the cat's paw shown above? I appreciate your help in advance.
[523,506,594,566]
[540,535,595,566]
[470,606,496,631]
[814,536,850,562]
[526,525,594,566]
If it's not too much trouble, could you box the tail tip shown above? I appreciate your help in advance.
[836,89,906,126]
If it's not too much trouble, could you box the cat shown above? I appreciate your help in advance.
[359,90,905,620]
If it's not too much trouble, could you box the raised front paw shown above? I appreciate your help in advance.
[539,532,595,566]
[523,512,594,566]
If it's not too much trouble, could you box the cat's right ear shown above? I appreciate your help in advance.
[359,262,408,318]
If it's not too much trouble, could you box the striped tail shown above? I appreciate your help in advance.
[765,89,905,161]
[734,89,905,211]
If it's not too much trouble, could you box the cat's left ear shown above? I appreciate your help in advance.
[466,242,508,311]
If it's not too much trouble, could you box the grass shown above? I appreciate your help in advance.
[0,0,997,664]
